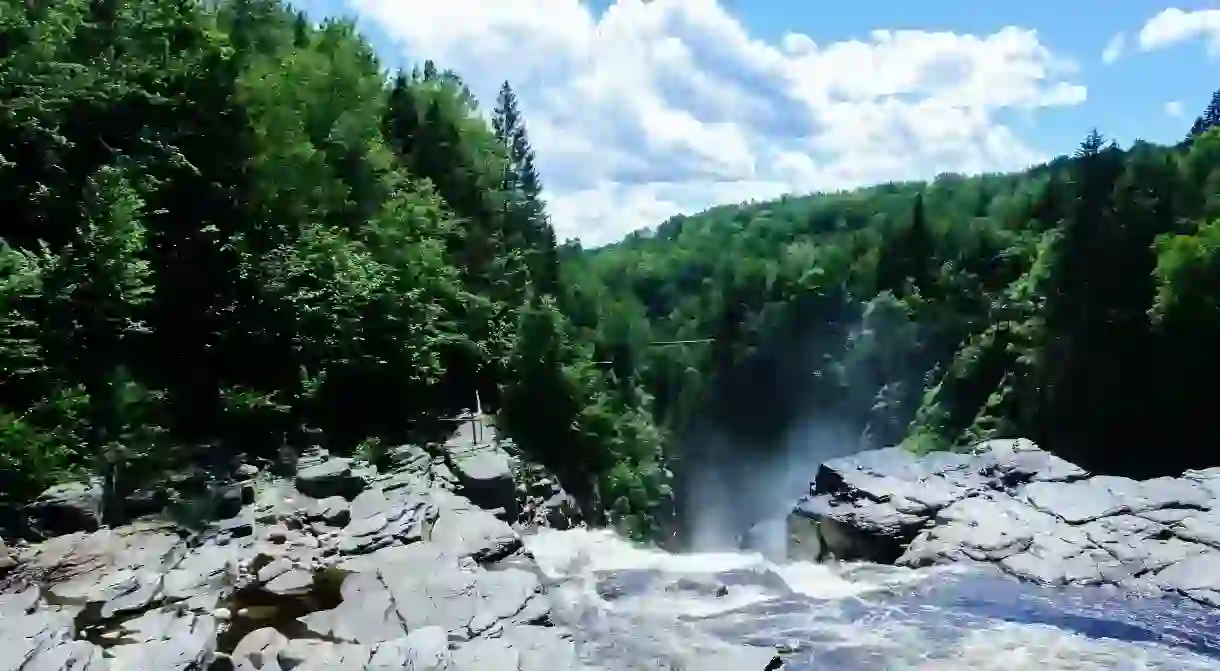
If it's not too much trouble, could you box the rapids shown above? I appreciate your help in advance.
[524,528,1220,670]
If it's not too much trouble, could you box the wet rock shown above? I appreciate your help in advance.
[374,626,449,670]
[971,437,1088,486]
[162,544,240,603]
[793,495,923,562]
[540,492,581,530]
[107,608,219,671]
[451,626,584,671]
[305,496,350,528]
[232,627,288,669]
[21,639,107,670]
[264,569,313,597]
[0,538,15,574]
[792,437,1220,605]
[216,486,246,520]
[124,487,172,520]
[448,443,518,519]
[0,448,590,671]
[1080,514,1210,575]
[27,480,103,537]
[666,576,729,598]
[786,512,823,562]
[328,487,436,558]
[1153,551,1220,606]
[1022,475,1208,524]
[1168,509,1220,549]
[276,639,371,670]
[217,518,254,540]
[384,444,433,476]
[294,458,365,500]
[255,557,291,583]
[306,543,546,643]
[424,488,520,562]
[5,523,184,618]
[0,590,79,670]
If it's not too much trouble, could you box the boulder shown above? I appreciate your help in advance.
[294,457,367,500]
[27,480,104,537]
[448,443,518,520]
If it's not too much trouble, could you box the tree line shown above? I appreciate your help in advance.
[4,0,1220,542]
[0,0,666,537]
[575,92,1220,489]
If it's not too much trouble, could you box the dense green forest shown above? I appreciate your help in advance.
[573,95,1220,494]
[0,0,667,536]
[3,0,1220,542]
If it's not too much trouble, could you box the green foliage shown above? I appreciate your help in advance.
[0,0,671,535]
[7,0,1220,537]
[576,110,1220,482]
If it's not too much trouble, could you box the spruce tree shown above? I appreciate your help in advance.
[492,81,558,293]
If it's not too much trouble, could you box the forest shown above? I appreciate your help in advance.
[2,0,1220,541]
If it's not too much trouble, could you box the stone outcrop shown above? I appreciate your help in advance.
[514,462,583,532]
[0,442,590,671]
[790,438,1220,607]
[26,480,105,537]
[447,443,519,521]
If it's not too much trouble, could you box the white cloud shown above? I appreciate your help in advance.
[1101,33,1125,63]
[1137,8,1220,56]
[1164,100,1184,117]
[339,0,1086,245]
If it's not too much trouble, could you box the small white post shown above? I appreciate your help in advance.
[474,390,484,444]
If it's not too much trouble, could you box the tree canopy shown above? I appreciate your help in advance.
[3,0,1220,542]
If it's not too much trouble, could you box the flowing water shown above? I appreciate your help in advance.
[524,528,1220,670]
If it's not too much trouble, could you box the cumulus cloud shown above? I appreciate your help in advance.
[1101,33,1125,63]
[1137,8,1220,56]
[334,0,1086,245]
[1164,100,1184,118]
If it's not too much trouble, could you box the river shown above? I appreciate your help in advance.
[523,527,1220,670]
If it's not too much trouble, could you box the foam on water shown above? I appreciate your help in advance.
[523,528,1220,670]
[528,527,910,600]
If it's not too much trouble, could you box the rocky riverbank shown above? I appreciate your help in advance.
[789,438,1220,607]
[0,440,588,670]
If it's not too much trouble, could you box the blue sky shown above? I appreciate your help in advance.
[291,0,1220,245]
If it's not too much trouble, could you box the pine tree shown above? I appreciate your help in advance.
[875,193,934,294]
[1205,89,1220,128]
[492,81,558,293]
[1186,90,1220,140]
[1074,127,1106,159]
[1188,116,1207,142]
[383,74,419,160]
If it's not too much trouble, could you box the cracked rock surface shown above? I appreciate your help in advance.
[0,444,591,671]
[792,438,1220,606]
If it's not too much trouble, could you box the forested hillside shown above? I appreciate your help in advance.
[5,0,1220,545]
[0,0,668,537]
[571,97,1220,489]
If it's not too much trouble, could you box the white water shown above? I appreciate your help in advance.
[524,528,1220,670]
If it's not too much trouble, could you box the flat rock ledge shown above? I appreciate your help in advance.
[0,448,593,671]
[789,438,1220,608]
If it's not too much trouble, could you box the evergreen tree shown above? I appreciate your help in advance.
[492,81,558,293]
[383,75,420,161]
[876,193,934,295]
[1205,89,1220,128]
[1187,89,1220,140]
